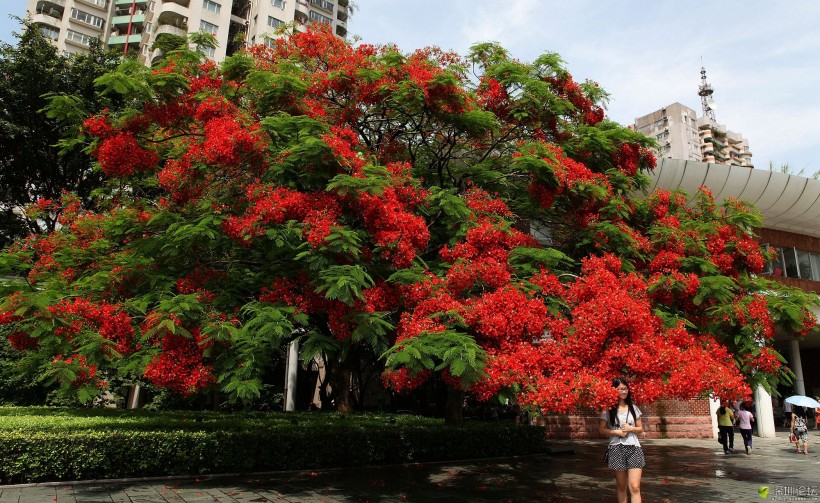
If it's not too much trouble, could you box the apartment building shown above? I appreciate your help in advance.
[26,0,350,63]
[28,0,112,56]
[634,102,754,168]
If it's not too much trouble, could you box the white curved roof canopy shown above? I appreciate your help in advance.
[644,159,820,239]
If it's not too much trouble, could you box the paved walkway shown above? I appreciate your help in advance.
[1,432,819,502]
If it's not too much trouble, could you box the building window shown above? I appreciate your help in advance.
[308,10,332,24]
[65,29,94,47]
[200,20,219,35]
[271,0,285,8]
[198,46,216,59]
[40,25,60,40]
[82,0,108,9]
[203,0,221,13]
[797,250,816,280]
[149,1,155,12]
[309,0,334,12]
[70,8,106,29]
[763,245,820,280]
[267,16,284,28]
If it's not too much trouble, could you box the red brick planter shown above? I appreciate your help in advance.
[534,399,713,439]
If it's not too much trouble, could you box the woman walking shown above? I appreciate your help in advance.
[792,405,810,454]
[599,377,644,503]
[716,401,735,454]
[735,402,755,454]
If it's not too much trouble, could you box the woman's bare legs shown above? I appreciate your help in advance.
[627,468,643,503]
[615,470,628,503]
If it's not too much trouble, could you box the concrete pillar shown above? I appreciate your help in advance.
[789,339,806,396]
[709,394,720,438]
[284,340,299,411]
[754,384,776,438]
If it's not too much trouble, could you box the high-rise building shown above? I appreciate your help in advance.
[633,68,753,168]
[26,0,350,64]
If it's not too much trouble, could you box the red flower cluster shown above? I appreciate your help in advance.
[142,321,215,396]
[95,132,159,176]
[52,354,105,389]
[48,297,135,356]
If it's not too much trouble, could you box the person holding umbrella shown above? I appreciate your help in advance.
[792,406,810,454]
[785,395,820,455]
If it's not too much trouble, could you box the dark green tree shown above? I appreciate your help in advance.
[0,20,120,247]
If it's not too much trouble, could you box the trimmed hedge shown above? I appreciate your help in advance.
[0,408,550,484]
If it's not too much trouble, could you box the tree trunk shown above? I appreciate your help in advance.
[445,386,464,426]
[328,364,355,413]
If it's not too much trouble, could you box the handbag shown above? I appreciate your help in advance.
[789,432,797,443]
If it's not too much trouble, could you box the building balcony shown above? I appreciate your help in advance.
[231,0,251,18]
[112,14,146,28]
[31,12,62,28]
[336,9,347,22]
[294,0,309,23]
[156,3,189,29]
[155,23,187,38]
[36,0,66,11]
[337,0,348,6]
[150,47,165,65]
[335,23,346,37]
[115,0,147,5]
[162,0,190,6]
[107,33,143,45]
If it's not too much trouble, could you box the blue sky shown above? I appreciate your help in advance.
[3,1,819,174]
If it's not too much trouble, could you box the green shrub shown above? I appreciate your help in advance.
[0,407,549,483]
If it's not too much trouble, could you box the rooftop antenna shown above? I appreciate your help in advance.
[698,59,717,123]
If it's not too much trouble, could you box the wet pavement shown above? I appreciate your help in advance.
[1,433,819,502]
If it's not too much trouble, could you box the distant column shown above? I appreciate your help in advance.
[754,384,776,438]
[126,384,142,409]
[789,339,806,396]
[284,340,299,411]
[709,395,720,438]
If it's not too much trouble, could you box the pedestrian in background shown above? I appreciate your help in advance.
[716,401,735,454]
[735,402,755,455]
[791,405,809,455]
[783,399,793,428]
[599,377,644,503]
[716,400,735,454]
[814,398,820,430]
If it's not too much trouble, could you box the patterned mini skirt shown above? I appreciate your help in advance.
[607,443,646,471]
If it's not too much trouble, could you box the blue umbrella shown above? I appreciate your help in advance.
[785,395,820,409]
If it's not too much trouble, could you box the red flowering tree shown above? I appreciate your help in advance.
[0,27,815,420]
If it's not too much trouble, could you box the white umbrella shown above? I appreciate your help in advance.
[784,395,820,409]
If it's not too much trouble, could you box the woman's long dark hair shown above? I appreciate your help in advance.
[794,405,807,418]
[608,377,637,427]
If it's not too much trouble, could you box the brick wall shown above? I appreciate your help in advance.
[534,399,713,439]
